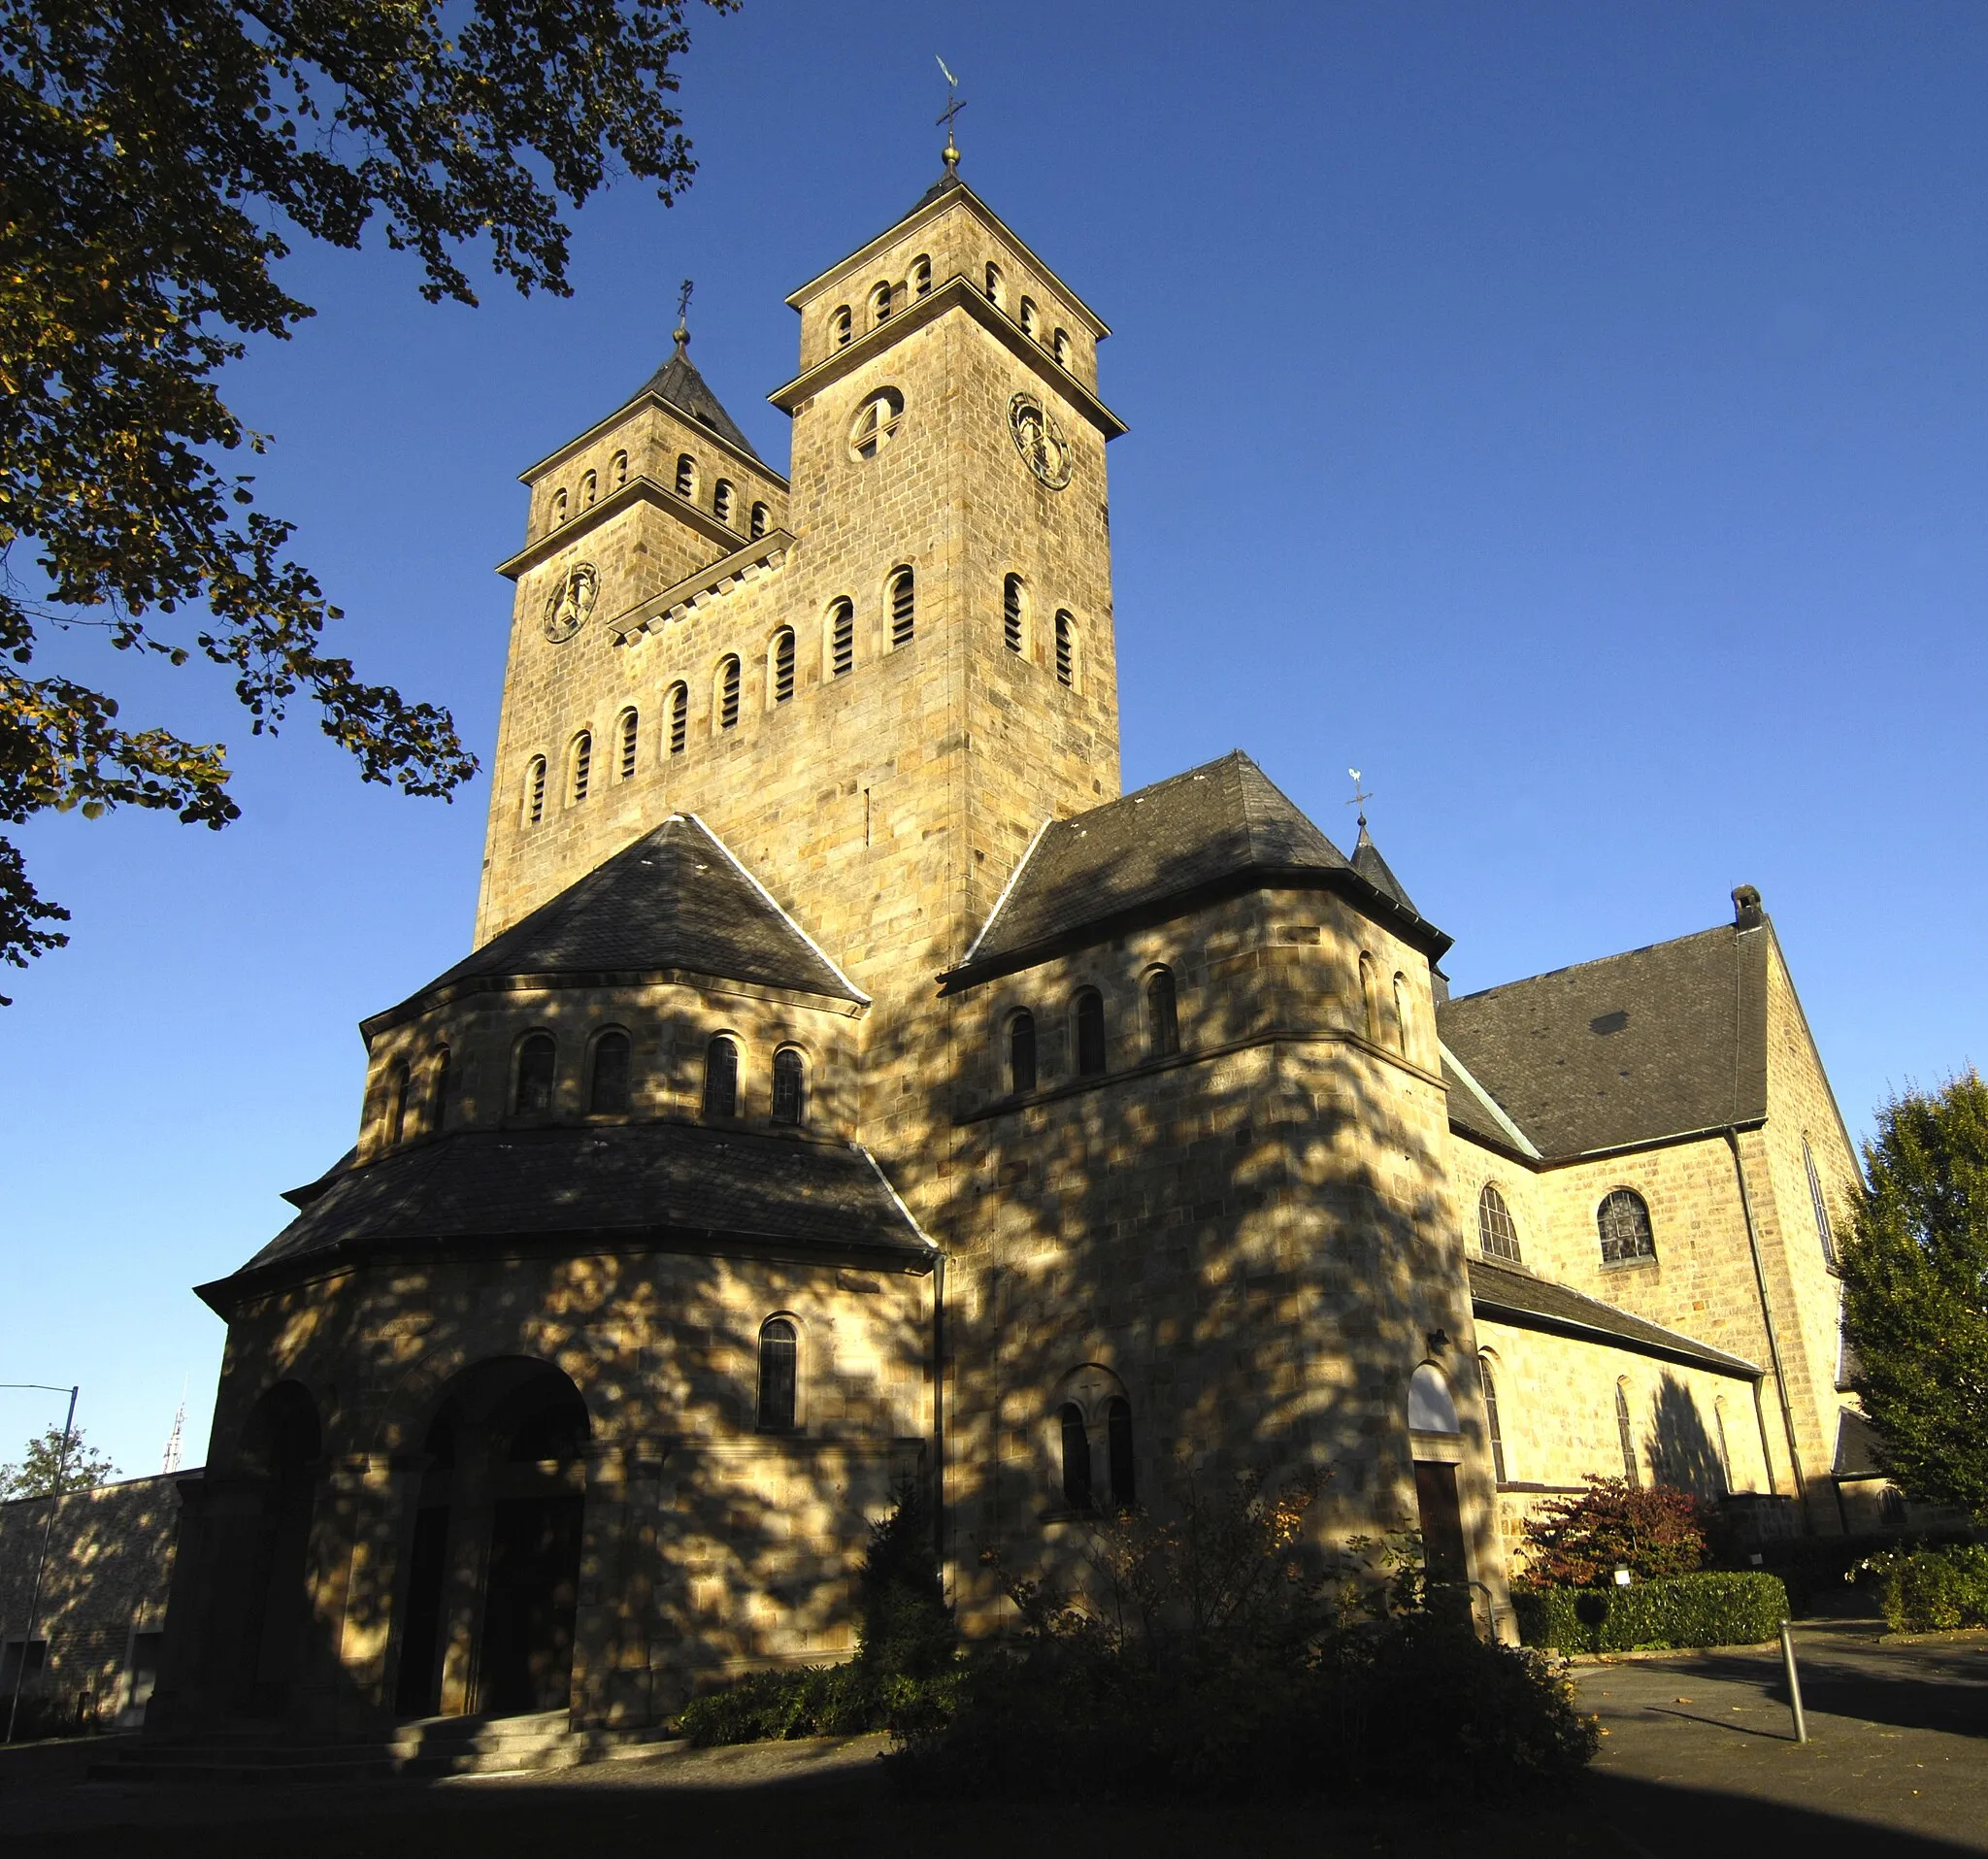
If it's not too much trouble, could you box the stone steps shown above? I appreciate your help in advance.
[85,1710,684,1784]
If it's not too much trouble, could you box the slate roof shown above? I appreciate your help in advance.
[1833,1409,1886,1477]
[1351,818,1418,916]
[1441,1049,1533,1156]
[367,814,861,1033]
[1469,1257,1761,1377]
[951,751,1449,980]
[1438,922,1770,1160]
[630,343,761,460]
[208,1124,933,1302]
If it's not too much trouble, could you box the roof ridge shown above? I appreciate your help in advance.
[687,813,869,1005]
[1446,921,1736,1006]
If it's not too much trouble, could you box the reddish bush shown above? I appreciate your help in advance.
[1518,1477,1709,1587]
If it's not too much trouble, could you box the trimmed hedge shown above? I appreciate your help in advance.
[1861,1544,1988,1632]
[1514,1571,1789,1652]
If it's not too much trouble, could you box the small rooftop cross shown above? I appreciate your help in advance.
[936,54,966,169]
[673,278,693,351]
[1345,767,1374,829]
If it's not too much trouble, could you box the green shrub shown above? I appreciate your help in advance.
[672,1478,957,1747]
[1513,1571,1789,1652]
[1859,1544,1988,1631]
[1520,1477,1709,1586]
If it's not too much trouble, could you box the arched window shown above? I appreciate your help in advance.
[1019,296,1040,341]
[386,1060,411,1147]
[523,755,547,826]
[1053,328,1072,369]
[828,598,855,677]
[1145,967,1178,1057]
[675,453,696,498]
[1359,951,1381,1043]
[1615,1380,1640,1486]
[831,304,852,349]
[870,280,893,323]
[1598,1188,1656,1265]
[1408,1363,1460,1433]
[1008,1009,1037,1095]
[911,254,932,299]
[611,450,628,489]
[569,730,592,804]
[551,486,568,526]
[1478,1356,1507,1484]
[588,1030,631,1115]
[1003,574,1026,653]
[703,1035,739,1119]
[1804,1137,1838,1268]
[713,479,735,525]
[1106,1397,1135,1508]
[749,502,770,541]
[771,1047,805,1126]
[770,628,796,705]
[1392,972,1410,1058]
[1476,1183,1521,1264]
[580,469,597,507]
[429,1045,450,1135]
[1054,610,1077,686]
[984,261,1003,306]
[666,681,689,755]
[616,707,639,780]
[851,389,904,460]
[514,1033,556,1116]
[715,655,742,731]
[758,1318,798,1431]
[1074,986,1106,1077]
[1058,1403,1091,1509]
[888,566,915,647]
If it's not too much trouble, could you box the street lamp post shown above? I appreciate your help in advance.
[2,1383,80,1744]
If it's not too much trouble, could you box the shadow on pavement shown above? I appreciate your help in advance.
[1585,1771,1985,1859]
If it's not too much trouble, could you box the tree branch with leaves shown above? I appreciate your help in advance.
[0,0,734,996]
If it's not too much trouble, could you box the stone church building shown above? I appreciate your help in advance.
[149,157,1874,1739]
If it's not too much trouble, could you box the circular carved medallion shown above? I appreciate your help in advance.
[542,562,599,644]
[1009,392,1072,490]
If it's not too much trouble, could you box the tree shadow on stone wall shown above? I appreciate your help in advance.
[1642,1373,1729,1504]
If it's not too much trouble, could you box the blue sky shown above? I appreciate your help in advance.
[6,0,1985,1478]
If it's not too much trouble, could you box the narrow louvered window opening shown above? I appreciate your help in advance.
[771,1048,804,1126]
[1019,297,1039,341]
[611,450,627,488]
[675,453,695,497]
[984,261,1003,304]
[750,503,770,540]
[831,305,851,349]
[617,709,638,780]
[714,480,735,524]
[717,656,741,730]
[580,470,597,507]
[570,732,592,803]
[871,281,892,322]
[525,756,547,824]
[889,568,915,648]
[1054,329,1072,369]
[1477,1184,1522,1264]
[1054,611,1076,686]
[830,599,855,676]
[911,255,932,299]
[773,629,796,704]
[667,683,688,754]
[1003,575,1024,652]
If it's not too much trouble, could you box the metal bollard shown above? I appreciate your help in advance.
[1779,1618,1808,1743]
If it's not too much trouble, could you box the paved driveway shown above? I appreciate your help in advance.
[1574,1622,1988,1857]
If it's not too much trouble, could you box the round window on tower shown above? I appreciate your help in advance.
[849,388,906,461]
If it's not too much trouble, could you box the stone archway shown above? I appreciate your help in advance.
[391,1358,590,1720]
[236,1380,322,1717]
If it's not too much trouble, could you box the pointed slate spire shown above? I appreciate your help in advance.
[628,295,761,459]
[1351,814,1420,918]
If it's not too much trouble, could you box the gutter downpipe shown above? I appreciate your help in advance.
[931,1253,947,1575]
[1725,1127,1809,1524]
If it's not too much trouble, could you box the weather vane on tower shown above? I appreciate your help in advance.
[1346,767,1375,831]
[674,278,693,353]
[936,55,966,170]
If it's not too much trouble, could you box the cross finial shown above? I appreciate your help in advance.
[1345,766,1374,831]
[673,278,693,352]
[936,54,966,170]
